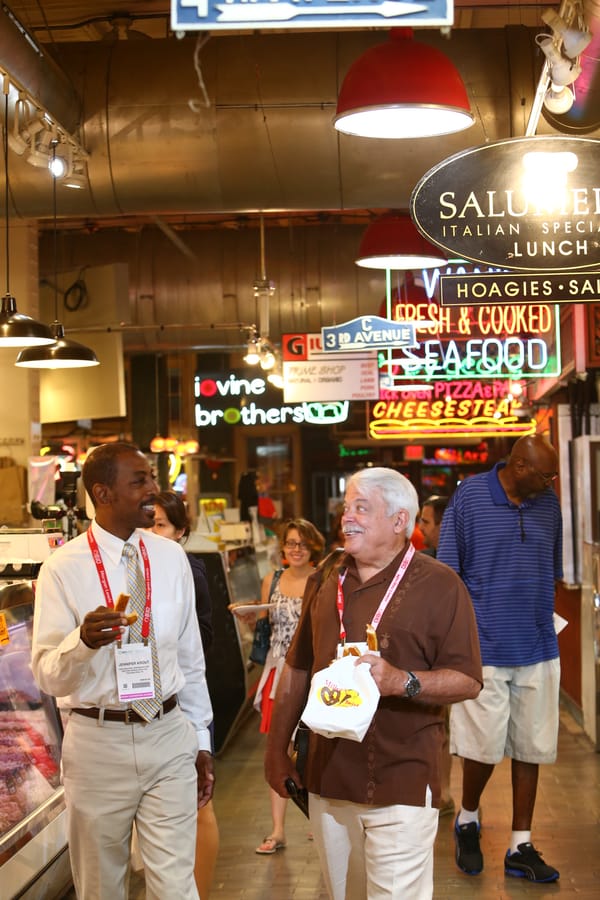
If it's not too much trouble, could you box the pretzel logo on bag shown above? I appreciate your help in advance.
[319,686,363,707]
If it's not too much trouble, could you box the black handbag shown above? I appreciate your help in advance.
[248,569,282,665]
[249,616,271,665]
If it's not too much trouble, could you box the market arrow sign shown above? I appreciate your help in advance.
[172,0,452,31]
[410,136,600,272]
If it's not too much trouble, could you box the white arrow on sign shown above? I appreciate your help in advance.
[215,2,427,23]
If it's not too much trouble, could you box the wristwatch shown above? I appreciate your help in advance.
[404,671,421,699]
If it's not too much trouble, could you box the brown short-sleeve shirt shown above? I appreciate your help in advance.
[287,543,482,807]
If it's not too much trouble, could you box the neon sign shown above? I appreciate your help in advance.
[379,265,561,384]
[194,372,349,427]
[369,379,537,441]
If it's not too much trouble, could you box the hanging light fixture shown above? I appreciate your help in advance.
[15,141,99,368]
[0,79,53,348]
[244,327,260,365]
[334,29,474,139]
[356,212,448,270]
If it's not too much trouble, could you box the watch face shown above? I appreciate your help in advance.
[405,673,421,698]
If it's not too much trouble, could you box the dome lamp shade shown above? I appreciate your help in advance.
[356,213,447,270]
[334,30,474,139]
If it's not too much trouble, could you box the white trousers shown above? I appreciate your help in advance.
[309,793,439,900]
[62,707,199,900]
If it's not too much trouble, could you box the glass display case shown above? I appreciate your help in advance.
[0,602,70,899]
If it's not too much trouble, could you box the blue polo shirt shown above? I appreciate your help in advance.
[437,463,562,667]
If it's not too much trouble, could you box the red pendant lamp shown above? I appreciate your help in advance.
[356,212,447,270]
[335,29,474,139]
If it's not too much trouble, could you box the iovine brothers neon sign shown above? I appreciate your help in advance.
[194,372,349,427]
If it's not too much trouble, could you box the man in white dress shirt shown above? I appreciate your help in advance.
[32,442,214,900]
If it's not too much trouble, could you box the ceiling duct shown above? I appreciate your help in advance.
[0,26,575,220]
[0,7,81,134]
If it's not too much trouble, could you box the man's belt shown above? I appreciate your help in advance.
[71,694,178,724]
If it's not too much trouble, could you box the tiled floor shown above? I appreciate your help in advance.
[63,705,599,898]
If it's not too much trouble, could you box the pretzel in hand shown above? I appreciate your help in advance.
[114,592,138,626]
[366,623,378,652]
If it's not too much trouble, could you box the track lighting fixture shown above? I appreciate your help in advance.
[15,141,99,368]
[541,7,591,59]
[536,35,582,85]
[0,80,53,348]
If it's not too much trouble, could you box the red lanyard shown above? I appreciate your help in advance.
[336,543,415,644]
[87,527,152,640]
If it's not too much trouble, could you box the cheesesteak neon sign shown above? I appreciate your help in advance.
[369,379,536,440]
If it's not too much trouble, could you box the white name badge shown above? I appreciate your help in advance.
[115,642,156,702]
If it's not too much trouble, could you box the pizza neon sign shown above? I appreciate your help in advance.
[369,379,536,441]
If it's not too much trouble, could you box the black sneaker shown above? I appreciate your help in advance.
[454,817,483,875]
[504,843,559,882]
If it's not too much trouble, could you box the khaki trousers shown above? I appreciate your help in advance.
[309,793,439,900]
[62,707,199,900]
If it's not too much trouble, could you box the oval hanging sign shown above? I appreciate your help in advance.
[410,136,600,272]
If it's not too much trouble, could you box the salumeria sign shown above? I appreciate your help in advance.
[411,136,600,272]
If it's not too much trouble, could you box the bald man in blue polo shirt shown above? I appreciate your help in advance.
[438,433,562,884]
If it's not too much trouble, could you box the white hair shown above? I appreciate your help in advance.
[346,467,419,538]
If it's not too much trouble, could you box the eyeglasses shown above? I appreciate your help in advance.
[284,540,309,551]
[527,462,558,484]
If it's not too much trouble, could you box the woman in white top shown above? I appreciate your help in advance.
[253,518,324,855]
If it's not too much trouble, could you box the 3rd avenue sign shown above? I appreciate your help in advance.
[411,136,600,272]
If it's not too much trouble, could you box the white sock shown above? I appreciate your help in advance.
[510,831,531,854]
[457,807,479,826]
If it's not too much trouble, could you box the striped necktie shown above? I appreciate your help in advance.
[122,542,163,721]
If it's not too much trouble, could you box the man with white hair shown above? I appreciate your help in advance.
[265,466,482,900]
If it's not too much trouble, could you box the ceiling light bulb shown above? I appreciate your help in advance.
[543,82,575,114]
[244,338,260,365]
[259,346,276,370]
[49,154,67,177]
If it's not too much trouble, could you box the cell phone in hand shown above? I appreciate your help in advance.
[284,777,309,818]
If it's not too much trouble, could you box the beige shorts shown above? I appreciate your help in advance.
[450,658,560,765]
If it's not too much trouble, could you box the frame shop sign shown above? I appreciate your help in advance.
[410,136,600,272]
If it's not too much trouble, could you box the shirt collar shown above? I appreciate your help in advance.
[91,520,140,567]
[345,541,412,586]
[488,461,531,508]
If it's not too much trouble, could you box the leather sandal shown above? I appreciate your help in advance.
[255,836,286,855]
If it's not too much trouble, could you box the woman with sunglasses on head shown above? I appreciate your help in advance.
[152,491,219,899]
[253,518,325,855]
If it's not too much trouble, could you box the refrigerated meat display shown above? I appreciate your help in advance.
[0,601,70,900]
